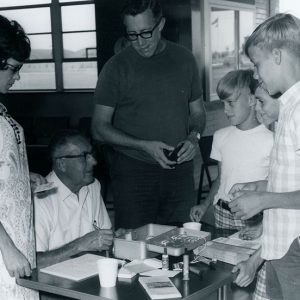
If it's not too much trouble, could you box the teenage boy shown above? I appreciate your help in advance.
[229,13,300,299]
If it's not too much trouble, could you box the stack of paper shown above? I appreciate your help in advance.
[195,230,261,265]
[40,254,104,281]
[124,258,162,274]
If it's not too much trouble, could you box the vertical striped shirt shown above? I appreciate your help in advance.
[262,80,300,260]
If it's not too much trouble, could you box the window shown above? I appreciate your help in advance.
[209,3,254,100]
[0,0,97,91]
[279,0,300,18]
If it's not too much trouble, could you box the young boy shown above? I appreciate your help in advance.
[190,69,274,299]
[229,13,300,300]
[190,70,273,230]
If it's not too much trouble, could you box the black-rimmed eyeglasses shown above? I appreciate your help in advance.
[125,17,162,42]
[55,150,96,161]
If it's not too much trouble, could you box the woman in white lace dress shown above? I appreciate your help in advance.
[0,15,39,300]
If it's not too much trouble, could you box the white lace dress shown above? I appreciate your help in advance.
[0,104,38,300]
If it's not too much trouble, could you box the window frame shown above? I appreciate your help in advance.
[0,0,97,92]
[201,0,255,101]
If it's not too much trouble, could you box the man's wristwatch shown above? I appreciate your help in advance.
[188,131,201,144]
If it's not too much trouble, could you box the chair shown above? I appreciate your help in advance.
[197,135,218,204]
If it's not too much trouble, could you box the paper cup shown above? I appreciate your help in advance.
[183,222,202,231]
[97,258,119,287]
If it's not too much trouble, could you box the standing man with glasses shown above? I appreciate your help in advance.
[92,0,206,229]
[34,130,114,269]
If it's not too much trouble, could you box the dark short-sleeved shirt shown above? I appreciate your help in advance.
[94,40,202,163]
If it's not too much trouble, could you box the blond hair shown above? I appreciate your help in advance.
[217,69,259,100]
[245,13,300,58]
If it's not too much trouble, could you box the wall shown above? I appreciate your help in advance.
[0,92,94,129]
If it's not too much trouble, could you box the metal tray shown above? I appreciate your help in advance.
[113,224,175,260]
[146,227,211,256]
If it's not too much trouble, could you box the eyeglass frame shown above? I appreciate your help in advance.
[55,149,96,161]
[5,63,23,74]
[125,17,163,42]
[1,59,23,74]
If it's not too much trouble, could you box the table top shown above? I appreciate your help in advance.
[17,224,237,300]
[17,260,233,300]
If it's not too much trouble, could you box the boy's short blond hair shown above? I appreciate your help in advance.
[245,13,300,58]
[216,69,259,100]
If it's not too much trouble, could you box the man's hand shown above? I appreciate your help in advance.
[29,172,47,191]
[239,222,263,240]
[232,259,256,287]
[2,243,31,278]
[143,141,176,169]
[229,180,267,200]
[176,140,197,164]
[190,204,208,222]
[79,229,113,252]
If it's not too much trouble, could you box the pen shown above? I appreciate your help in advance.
[93,220,100,230]
[93,220,110,257]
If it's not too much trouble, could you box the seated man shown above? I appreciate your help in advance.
[34,129,114,268]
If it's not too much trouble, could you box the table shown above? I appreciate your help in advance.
[17,260,233,300]
[17,225,237,300]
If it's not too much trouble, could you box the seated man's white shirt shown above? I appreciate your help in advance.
[34,171,111,252]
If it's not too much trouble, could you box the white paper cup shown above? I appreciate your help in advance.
[97,258,119,287]
[183,222,202,231]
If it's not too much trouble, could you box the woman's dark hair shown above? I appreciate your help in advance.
[121,0,162,21]
[0,15,31,63]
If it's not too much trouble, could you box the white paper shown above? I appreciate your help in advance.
[118,266,137,278]
[124,258,162,274]
[140,269,181,277]
[40,254,123,281]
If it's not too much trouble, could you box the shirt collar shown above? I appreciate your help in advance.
[279,80,300,108]
[46,171,88,202]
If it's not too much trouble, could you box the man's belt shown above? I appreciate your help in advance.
[216,199,231,212]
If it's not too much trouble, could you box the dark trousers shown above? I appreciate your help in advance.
[110,152,195,229]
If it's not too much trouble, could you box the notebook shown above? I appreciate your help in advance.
[40,254,105,281]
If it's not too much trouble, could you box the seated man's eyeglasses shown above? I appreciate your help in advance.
[1,59,23,74]
[125,17,162,41]
[55,150,96,161]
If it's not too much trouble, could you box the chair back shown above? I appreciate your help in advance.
[198,136,217,166]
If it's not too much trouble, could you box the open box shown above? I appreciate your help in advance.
[113,224,176,260]
[113,224,211,259]
[147,227,211,256]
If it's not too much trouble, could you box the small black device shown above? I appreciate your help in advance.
[164,143,184,162]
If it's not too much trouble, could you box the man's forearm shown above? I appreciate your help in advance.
[261,190,300,210]
[188,98,206,137]
[37,238,83,268]
[189,111,206,138]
